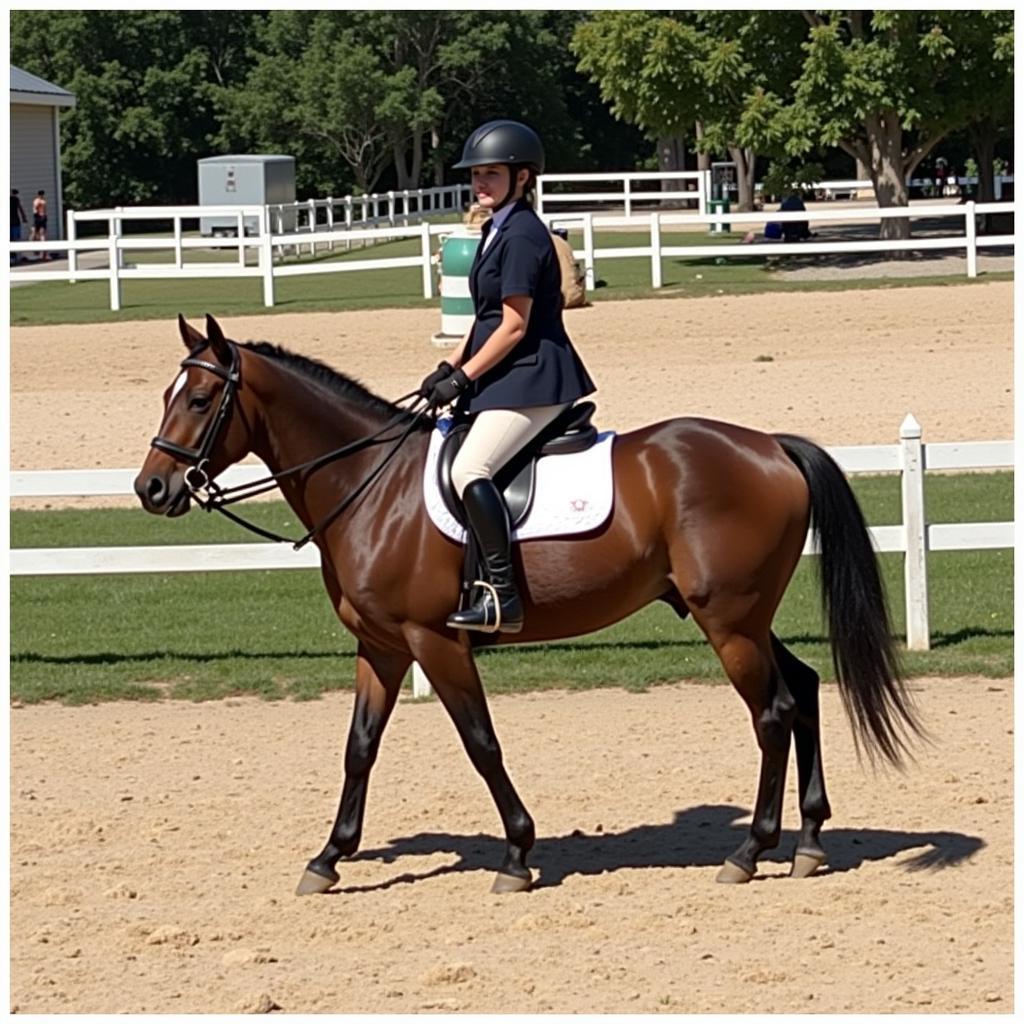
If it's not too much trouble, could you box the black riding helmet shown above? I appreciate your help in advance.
[453,120,545,174]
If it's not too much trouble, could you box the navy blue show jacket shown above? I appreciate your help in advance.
[460,200,595,413]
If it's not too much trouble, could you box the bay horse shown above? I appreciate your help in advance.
[134,314,922,895]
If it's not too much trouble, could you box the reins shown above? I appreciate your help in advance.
[192,393,429,550]
[151,343,432,550]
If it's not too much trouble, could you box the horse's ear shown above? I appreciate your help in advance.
[205,314,232,366]
[177,313,205,352]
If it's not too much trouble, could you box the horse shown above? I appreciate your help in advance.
[134,314,922,895]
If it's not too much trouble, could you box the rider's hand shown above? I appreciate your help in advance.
[427,368,471,409]
[419,361,453,398]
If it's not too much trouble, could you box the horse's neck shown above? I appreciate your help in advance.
[244,363,417,525]
[248,374,383,471]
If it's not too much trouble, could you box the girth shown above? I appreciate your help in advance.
[437,400,598,530]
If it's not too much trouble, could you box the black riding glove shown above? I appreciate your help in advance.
[427,368,471,409]
[419,361,453,398]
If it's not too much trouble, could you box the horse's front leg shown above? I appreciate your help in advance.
[411,628,536,893]
[296,642,409,895]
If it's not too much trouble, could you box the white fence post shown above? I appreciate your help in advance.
[582,212,595,291]
[173,216,184,269]
[107,215,121,311]
[66,209,77,282]
[115,210,125,268]
[965,201,978,278]
[308,199,317,257]
[650,212,663,289]
[420,221,434,298]
[411,662,433,699]
[900,413,930,651]
[535,176,545,216]
[260,206,275,308]
[326,197,335,252]
[236,211,246,267]
[624,176,632,218]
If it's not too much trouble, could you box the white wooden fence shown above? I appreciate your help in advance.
[11,417,1013,664]
[267,184,472,255]
[543,201,1014,291]
[536,170,1015,213]
[10,179,1013,309]
[537,171,708,217]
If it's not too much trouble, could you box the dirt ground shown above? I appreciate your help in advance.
[9,283,1015,1012]
[9,681,1013,1013]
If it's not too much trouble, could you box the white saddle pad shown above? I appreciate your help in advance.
[422,417,616,543]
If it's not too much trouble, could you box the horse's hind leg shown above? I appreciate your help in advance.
[703,628,798,883]
[297,642,409,895]
[772,634,831,878]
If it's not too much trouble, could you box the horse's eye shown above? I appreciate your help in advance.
[189,394,212,412]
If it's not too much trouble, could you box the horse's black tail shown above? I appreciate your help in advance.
[775,434,925,766]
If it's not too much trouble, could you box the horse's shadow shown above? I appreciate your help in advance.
[334,804,984,894]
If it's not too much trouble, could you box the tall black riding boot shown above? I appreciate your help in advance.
[447,478,524,634]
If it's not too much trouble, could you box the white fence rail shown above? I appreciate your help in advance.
[542,201,1014,291]
[11,417,1013,656]
[537,171,708,217]
[536,170,1015,214]
[267,184,472,256]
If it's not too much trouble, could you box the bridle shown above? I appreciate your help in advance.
[151,345,242,493]
[149,343,429,549]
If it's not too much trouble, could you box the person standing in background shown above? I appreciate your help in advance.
[31,189,49,260]
[10,188,27,264]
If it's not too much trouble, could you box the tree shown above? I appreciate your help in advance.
[11,11,265,208]
[783,11,986,238]
[219,14,398,195]
[931,11,1013,203]
[571,12,807,209]
[572,12,702,183]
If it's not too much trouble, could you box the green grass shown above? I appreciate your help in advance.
[11,229,1013,325]
[10,472,1013,704]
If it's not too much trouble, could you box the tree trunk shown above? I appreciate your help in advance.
[431,125,444,187]
[694,121,711,172]
[855,156,870,181]
[865,110,910,241]
[969,118,997,204]
[727,146,756,212]
[656,135,687,207]
[408,129,424,191]
[393,141,413,191]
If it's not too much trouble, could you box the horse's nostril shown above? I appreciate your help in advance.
[146,476,167,504]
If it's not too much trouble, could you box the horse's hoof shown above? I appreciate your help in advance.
[716,859,754,884]
[491,870,532,894]
[790,851,826,879]
[295,866,339,896]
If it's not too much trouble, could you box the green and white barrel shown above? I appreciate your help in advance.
[432,228,480,348]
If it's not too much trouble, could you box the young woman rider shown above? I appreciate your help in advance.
[420,119,596,635]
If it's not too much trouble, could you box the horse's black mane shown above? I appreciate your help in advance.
[238,340,428,430]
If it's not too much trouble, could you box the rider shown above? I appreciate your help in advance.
[421,119,596,635]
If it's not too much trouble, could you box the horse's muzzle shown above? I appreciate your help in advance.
[134,468,191,517]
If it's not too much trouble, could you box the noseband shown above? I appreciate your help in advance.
[150,346,241,492]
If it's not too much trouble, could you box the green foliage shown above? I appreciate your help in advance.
[571,10,1014,211]
[11,11,648,210]
[11,11,266,208]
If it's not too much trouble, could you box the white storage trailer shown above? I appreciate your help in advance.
[198,155,296,236]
